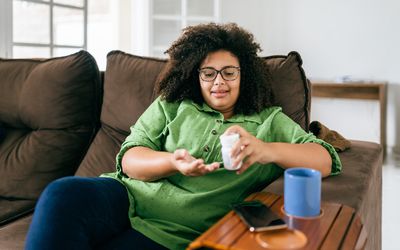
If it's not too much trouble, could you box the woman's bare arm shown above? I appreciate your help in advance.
[121,147,176,181]
[260,142,331,177]
[121,146,220,181]
[226,126,332,177]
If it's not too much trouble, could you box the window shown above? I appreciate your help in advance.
[1,0,219,65]
[149,0,220,57]
[0,0,87,58]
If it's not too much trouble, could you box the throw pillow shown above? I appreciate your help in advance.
[263,51,310,131]
[76,51,166,177]
[0,51,102,200]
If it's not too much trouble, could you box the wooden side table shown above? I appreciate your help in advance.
[188,192,367,250]
[311,82,387,153]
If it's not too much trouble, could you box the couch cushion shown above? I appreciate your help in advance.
[0,122,5,143]
[0,51,102,200]
[264,51,310,131]
[0,200,35,226]
[0,214,32,250]
[76,51,310,176]
[76,51,167,176]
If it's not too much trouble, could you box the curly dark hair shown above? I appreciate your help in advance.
[156,23,274,115]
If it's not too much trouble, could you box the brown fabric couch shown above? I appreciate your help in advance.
[0,50,382,250]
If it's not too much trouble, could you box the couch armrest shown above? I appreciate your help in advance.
[264,140,382,250]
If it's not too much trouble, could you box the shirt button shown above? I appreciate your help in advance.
[211,129,217,135]
[203,145,210,152]
[216,119,223,123]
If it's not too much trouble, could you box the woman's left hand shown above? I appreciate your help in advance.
[223,125,272,174]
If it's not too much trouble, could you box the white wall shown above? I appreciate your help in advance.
[220,0,267,48]
[118,0,132,52]
[221,0,400,153]
[87,0,132,70]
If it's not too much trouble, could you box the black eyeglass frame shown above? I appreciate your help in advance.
[198,66,241,82]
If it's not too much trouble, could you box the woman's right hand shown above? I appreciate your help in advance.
[172,149,220,176]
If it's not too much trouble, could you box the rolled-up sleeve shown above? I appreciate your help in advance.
[267,109,342,176]
[115,97,169,173]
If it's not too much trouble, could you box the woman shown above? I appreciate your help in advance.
[26,23,341,250]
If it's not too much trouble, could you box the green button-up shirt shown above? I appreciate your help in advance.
[102,97,341,250]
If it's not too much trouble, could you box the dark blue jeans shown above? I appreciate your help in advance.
[25,177,167,250]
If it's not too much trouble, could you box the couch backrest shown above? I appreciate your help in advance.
[76,50,311,177]
[0,51,102,199]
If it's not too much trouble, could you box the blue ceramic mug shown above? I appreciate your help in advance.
[284,168,321,218]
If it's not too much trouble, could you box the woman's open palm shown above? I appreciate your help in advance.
[172,149,220,176]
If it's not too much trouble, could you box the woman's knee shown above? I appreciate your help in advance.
[37,176,128,212]
[37,177,97,211]
[42,176,85,197]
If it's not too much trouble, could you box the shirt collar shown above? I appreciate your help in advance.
[189,100,262,124]
[227,113,262,124]
[190,100,217,114]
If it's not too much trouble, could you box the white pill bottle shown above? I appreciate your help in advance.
[220,133,242,170]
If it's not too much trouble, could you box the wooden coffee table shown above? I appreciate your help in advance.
[188,192,367,250]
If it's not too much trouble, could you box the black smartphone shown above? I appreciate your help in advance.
[231,200,287,232]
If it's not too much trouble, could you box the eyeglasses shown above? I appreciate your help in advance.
[198,66,240,82]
